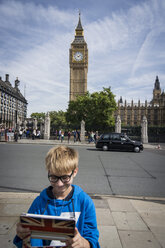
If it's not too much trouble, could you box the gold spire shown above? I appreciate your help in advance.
[75,11,83,36]
[72,11,86,44]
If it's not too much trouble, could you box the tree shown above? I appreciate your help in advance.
[65,92,90,129]
[66,87,117,131]
[30,111,67,132]
[30,112,45,123]
[49,110,67,131]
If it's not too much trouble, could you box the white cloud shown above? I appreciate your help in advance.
[0,0,165,116]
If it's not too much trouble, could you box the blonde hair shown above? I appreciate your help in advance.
[45,146,79,174]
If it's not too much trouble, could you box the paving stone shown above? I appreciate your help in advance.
[130,199,165,212]
[0,236,15,248]
[119,230,162,248]
[140,211,165,228]
[112,212,148,231]
[0,203,29,216]
[96,208,114,225]
[93,198,109,209]
[0,216,17,234]
[108,198,136,212]
[0,192,38,199]
[0,198,34,204]
[98,225,122,248]
[150,226,165,248]
[0,222,17,248]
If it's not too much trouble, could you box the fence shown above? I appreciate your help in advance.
[121,126,165,143]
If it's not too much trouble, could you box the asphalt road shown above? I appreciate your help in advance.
[0,143,165,198]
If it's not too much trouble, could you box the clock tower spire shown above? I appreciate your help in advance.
[75,11,83,35]
[69,13,88,101]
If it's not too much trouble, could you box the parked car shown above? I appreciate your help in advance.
[96,133,143,152]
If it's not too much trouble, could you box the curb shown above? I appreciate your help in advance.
[1,141,165,150]
[1,192,165,202]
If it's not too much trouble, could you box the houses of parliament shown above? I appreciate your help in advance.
[115,76,165,126]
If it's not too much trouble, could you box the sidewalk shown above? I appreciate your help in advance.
[1,137,165,150]
[0,192,165,248]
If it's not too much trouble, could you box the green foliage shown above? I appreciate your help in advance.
[49,110,67,130]
[30,112,45,123]
[31,111,68,131]
[66,87,117,131]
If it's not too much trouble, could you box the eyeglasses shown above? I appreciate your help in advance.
[48,171,74,183]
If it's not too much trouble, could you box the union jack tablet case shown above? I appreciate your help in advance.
[20,213,75,248]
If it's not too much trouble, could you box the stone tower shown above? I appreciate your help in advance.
[69,13,88,101]
[152,76,161,105]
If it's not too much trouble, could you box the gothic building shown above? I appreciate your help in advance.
[0,74,27,129]
[69,13,88,101]
[115,76,165,126]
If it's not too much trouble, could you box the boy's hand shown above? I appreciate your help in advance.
[65,227,90,248]
[16,222,31,240]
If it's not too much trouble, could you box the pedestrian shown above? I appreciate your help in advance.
[36,130,41,139]
[14,130,18,142]
[76,130,81,142]
[88,131,93,143]
[13,146,100,247]
[19,130,23,139]
[26,130,29,138]
[58,129,61,140]
[94,132,97,143]
[5,128,8,141]
[61,132,64,143]
[68,130,71,143]
[73,130,77,143]
[91,131,94,142]
[32,129,36,140]
[88,132,90,143]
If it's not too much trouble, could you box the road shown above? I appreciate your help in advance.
[0,143,165,197]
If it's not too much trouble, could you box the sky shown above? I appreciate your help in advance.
[0,0,165,117]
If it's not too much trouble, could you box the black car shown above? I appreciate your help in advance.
[96,133,143,152]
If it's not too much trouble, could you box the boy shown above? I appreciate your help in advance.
[13,145,100,247]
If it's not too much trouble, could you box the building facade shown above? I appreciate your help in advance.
[0,74,27,129]
[115,76,165,126]
[69,13,88,101]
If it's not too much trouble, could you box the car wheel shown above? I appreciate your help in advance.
[102,145,108,151]
[134,146,140,153]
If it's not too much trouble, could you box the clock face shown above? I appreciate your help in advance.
[74,52,83,61]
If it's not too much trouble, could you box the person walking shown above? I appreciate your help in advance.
[58,130,61,140]
[61,132,64,143]
[94,132,97,143]
[68,131,71,143]
[19,130,23,139]
[32,129,36,140]
[76,130,81,142]
[73,130,77,143]
[14,130,18,142]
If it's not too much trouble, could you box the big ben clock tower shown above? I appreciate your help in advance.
[69,13,88,101]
